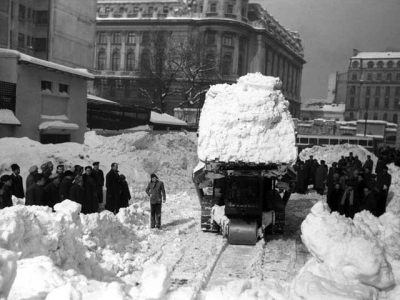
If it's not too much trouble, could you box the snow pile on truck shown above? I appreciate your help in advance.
[198,73,297,164]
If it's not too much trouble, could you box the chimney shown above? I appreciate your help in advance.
[353,49,359,56]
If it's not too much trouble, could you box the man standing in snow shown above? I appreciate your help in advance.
[315,160,327,195]
[82,166,99,214]
[106,163,121,213]
[59,171,74,201]
[145,173,166,229]
[376,166,392,216]
[10,164,24,198]
[360,186,378,216]
[25,174,46,206]
[118,174,131,212]
[26,165,38,191]
[56,165,65,181]
[363,155,374,172]
[69,176,84,205]
[92,162,105,207]
[40,162,53,187]
[0,175,13,208]
[44,174,61,209]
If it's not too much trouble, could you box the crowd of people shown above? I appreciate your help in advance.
[0,161,131,214]
[295,152,392,218]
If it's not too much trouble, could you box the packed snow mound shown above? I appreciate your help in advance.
[291,201,400,299]
[0,131,198,195]
[198,73,297,164]
[299,143,377,166]
[386,163,400,215]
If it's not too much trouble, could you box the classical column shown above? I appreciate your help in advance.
[251,35,265,73]
[106,31,112,70]
[120,31,126,70]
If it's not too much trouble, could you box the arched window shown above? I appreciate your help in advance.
[141,49,151,74]
[222,54,232,75]
[126,51,135,71]
[349,112,354,120]
[377,61,384,68]
[367,61,374,69]
[210,3,217,12]
[383,113,388,121]
[352,61,359,68]
[97,51,106,70]
[350,86,356,95]
[387,73,392,81]
[388,61,394,68]
[393,114,398,124]
[364,112,368,119]
[111,51,120,71]
[373,113,378,120]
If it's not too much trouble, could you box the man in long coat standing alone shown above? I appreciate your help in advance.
[145,173,166,229]
[106,163,121,213]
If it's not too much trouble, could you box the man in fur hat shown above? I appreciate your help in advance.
[26,165,38,190]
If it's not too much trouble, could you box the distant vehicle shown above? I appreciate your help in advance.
[296,134,377,154]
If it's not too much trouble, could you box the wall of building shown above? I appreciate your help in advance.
[345,54,400,123]
[93,0,305,118]
[0,0,10,48]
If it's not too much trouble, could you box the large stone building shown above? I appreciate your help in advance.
[93,0,306,117]
[345,50,400,124]
[0,0,97,70]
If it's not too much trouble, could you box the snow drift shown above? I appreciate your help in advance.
[198,73,297,164]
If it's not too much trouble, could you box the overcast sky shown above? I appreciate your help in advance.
[255,0,400,101]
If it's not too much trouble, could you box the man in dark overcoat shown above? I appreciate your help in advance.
[92,162,105,206]
[44,174,61,209]
[314,160,327,195]
[10,164,24,198]
[360,186,378,216]
[26,165,38,191]
[0,175,13,208]
[106,163,121,213]
[82,166,99,214]
[69,176,84,205]
[59,171,74,201]
[25,174,46,206]
[145,173,166,229]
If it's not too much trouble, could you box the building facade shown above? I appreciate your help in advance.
[0,49,93,143]
[93,0,305,117]
[345,50,400,123]
[0,0,97,70]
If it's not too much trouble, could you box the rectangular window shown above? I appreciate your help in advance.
[365,97,370,109]
[223,35,233,46]
[36,10,48,24]
[396,99,399,109]
[119,6,124,14]
[41,80,52,92]
[207,32,216,45]
[18,33,24,47]
[396,87,400,96]
[227,4,234,13]
[350,97,355,108]
[26,36,31,47]
[367,73,372,80]
[27,8,31,19]
[127,32,135,44]
[375,87,380,96]
[142,32,150,45]
[385,86,390,96]
[352,73,357,80]
[59,84,69,94]
[34,38,47,51]
[396,73,400,81]
[112,32,121,44]
[385,98,389,108]
[98,32,107,44]
[366,86,371,96]
[19,4,25,19]
[377,73,382,81]
[0,81,17,112]
[375,98,379,108]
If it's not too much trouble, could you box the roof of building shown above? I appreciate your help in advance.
[351,52,400,59]
[150,111,187,126]
[0,109,21,126]
[0,49,94,79]
[87,94,118,104]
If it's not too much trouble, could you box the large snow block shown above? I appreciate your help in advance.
[198,73,297,164]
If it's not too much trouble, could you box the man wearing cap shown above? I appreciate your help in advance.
[59,171,74,201]
[10,164,24,198]
[0,175,13,208]
[44,174,61,209]
[145,173,166,229]
[26,165,39,190]
[106,163,121,213]
[92,162,105,207]
[26,174,46,206]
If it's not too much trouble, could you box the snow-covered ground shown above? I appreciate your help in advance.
[1,132,400,299]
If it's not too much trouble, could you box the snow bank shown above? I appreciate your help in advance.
[299,144,377,166]
[198,73,297,164]
[291,201,400,299]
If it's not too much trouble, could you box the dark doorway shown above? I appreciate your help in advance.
[40,134,71,144]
